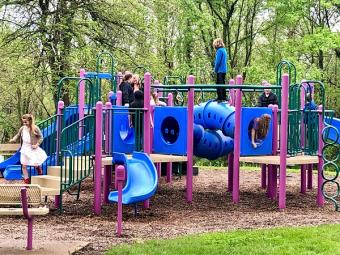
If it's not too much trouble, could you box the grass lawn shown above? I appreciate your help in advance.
[106,224,340,255]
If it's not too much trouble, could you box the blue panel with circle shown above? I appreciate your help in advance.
[112,106,135,153]
[153,106,187,155]
[240,107,273,156]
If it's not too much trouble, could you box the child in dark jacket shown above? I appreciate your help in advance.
[257,81,278,107]
[119,72,134,106]
[129,90,144,129]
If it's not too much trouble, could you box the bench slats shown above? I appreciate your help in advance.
[0,184,41,205]
[0,207,49,216]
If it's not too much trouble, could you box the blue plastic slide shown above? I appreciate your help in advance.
[326,117,340,144]
[108,152,158,204]
[0,150,20,172]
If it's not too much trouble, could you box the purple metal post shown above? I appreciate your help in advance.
[116,91,122,106]
[261,165,267,189]
[227,154,233,192]
[105,102,112,154]
[229,79,235,105]
[317,105,325,206]
[308,164,313,190]
[143,72,152,209]
[55,100,64,208]
[166,93,174,182]
[261,80,272,190]
[94,102,103,215]
[114,91,122,189]
[279,74,289,210]
[79,69,86,139]
[270,105,279,199]
[232,75,243,203]
[21,188,33,250]
[116,165,125,236]
[227,79,235,192]
[103,102,112,204]
[300,81,307,194]
[186,75,195,203]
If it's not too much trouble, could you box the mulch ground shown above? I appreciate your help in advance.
[1,168,340,255]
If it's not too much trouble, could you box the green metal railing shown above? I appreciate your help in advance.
[59,115,95,210]
[163,76,185,106]
[322,115,340,211]
[56,77,96,110]
[96,52,116,94]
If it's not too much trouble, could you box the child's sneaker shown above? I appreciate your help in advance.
[23,178,30,184]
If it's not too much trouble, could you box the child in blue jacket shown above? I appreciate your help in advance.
[213,38,228,101]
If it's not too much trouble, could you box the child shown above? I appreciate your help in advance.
[303,93,317,124]
[10,114,47,184]
[257,81,278,107]
[129,90,144,129]
[213,38,228,101]
[132,74,141,92]
[249,114,271,148]
[150,92,167,106]
[119,72,134,106]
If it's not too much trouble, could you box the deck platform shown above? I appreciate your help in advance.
[239,155,319,166]
[101,153,187,166]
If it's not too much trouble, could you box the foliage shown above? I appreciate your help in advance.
[106,224,340,255]
[0,0,339,141]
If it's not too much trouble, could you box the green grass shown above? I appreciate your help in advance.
[106,224,340,255]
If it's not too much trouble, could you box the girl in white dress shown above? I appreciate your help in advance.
[10,114,47,184]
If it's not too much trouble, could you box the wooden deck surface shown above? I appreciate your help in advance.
[239,155,319,166]
[101,153,187,166]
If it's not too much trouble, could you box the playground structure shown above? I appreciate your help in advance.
[0,53,340,245]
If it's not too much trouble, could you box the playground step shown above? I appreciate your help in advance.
[31,175,63,190]
[40,186,60,196]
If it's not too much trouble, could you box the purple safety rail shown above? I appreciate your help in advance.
[94,102,103,215]
[79,69,86,139]
[279,74,289,210]
[116,165,125,236]
[186,75,195,203]
[103,101,113,204]
[166,93,174,183]
[227,79,235,192]
[232,75,243,203]
[317,105,325,207]
[21,187,33,250]
[143,72,152,209]
[55,100,64,208]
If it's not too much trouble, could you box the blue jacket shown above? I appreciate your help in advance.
[214,47,228,73]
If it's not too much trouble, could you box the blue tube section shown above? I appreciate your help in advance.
[193,100,235,160]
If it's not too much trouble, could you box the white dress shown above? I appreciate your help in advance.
[20,126,47,166]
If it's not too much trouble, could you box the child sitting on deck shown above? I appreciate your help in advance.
[249,114,271,148]
[150,92,167,106]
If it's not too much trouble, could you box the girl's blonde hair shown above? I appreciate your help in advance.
[257,114,271,139]
[213,38,225,49]
[132,74,141,88]
[22,114,35,134]
[152,92,159,103]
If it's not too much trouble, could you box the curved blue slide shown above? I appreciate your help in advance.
[326,117,340,144]
[108,152,158,204]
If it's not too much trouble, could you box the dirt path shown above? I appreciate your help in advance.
[1,169,340,254]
